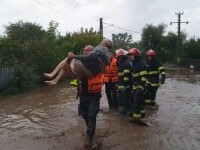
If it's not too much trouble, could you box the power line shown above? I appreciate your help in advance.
[33,0,141,39]
[103,22,141,34]
[33,0,80,23]
[32,0,98,31]
[67,0,100,22]
[47,0,99,23]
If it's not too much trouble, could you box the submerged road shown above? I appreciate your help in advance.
[0,68,200,150]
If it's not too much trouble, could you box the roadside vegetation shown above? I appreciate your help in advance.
[0,20,199,95]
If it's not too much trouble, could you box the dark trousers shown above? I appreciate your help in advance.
[105,82,118,109]
[79,93,101,139]
[118,88,132,114]
[131,90,145,119]
[146,86,158,106]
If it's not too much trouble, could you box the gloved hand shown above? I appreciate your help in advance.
[142,88,149,97]
[160,76,165,84]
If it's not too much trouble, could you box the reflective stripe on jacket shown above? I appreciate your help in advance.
[131,57,148,91]
[117,57,131,89]
[146,60,166,87]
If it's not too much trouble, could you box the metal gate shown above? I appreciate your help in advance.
[0,66,14,89]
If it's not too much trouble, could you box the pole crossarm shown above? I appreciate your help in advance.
[170,12,189,62]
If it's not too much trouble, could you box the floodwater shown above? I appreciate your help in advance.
[0,68,200,150]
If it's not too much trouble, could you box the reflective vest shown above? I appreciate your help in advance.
[80,74,104,93]
[70,79,78,86]
[88,74,104,93]
[103,57,118,83]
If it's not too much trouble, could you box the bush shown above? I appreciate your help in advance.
[5,65,34,94]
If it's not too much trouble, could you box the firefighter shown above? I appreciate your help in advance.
[78,45,104,144]
[70,46,103,144]
[128,48,149,123]
[115,49,132,115]
[145,49,166,109]
[103,53,118,110]
[78,73,104,144]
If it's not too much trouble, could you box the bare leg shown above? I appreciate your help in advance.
[45,69,65,85]
[44,58,68,79]
[45,62,75,85]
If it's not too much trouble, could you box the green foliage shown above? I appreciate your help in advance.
[3,65,34,95]
[0,20,103,95]
[47,21,59,41]
[112,32,133,50]
[181,38,200,59]
[0,20,46,66]
[140,23,188,62]
[141,23,166,51]
[5,20,45,43]
[0,19,199,96]
[12,65,33,90]
[69,27,102,54]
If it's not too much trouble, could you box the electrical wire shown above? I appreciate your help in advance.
[47,0,99,23]
[33,0,98,30]
[103,22,141,34]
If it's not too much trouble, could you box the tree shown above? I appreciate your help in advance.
[181,38,200,59]
[161,32,178,62]
[162,31,187,62]
[141,23,166,51]
[0,20,103,94]
[0,20,46,65]
[69,28,102,54]
[112,32,133,50]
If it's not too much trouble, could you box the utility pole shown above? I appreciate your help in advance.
[148,34,152,49]
[170,12,189,62]
[99,18,103,39]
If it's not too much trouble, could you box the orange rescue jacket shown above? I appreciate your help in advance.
[87,74,104,93]
[103,56,118,83]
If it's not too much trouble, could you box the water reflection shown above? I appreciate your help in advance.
[0,69,199,150]
[166,68,200,84]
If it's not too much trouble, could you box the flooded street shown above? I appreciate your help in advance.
[0,68,200,150]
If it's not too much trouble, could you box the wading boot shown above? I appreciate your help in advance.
[86,132,94,145]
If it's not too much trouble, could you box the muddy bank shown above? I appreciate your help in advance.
[0,69,200,150]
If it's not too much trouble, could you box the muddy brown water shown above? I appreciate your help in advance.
[0,68,200,150]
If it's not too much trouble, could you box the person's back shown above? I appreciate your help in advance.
[115,50,131,114]
[144,49,166,108]
[103,55,118,109]
[75,45,112,75]
[145,49,166,86]
[131,57,148,89]
[104,56,118,83]
[117,55,131,88]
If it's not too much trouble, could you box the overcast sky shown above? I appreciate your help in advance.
[1,0,200,41]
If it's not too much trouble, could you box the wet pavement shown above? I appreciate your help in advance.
[0,68,200,150]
